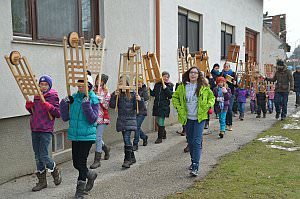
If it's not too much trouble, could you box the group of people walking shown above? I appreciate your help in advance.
[24,59,297,198]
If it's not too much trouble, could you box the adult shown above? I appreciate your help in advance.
[293,66,300,107]
[265,60,294,120]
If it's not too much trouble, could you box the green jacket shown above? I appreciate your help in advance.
[172,83,215,125]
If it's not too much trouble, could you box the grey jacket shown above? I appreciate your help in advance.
[266,67,294,92]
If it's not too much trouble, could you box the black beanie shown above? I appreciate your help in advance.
[101,74,109,84]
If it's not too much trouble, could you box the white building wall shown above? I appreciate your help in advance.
[261,27,286,67]
[160,0,264,83]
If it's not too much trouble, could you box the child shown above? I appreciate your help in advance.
[133,77,149,151]
[210,63,221,119]
[293,65,300,107]
[90,74,111,169]
[60,74,99,198]
[250,86,257,114]
[213,77,232,138]
[109,76,144,168]
[267,85,275,113]
[150,71,174,144]
[235,85,249,120]
[25,75,62,192]
[172,67,215,177]
[256,85,267,118]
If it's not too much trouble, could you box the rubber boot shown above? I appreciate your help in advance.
[102,144,110,160]
[122,146,132,168]
[155,126,163,144]
[85,169,97,192]
[32,170,47,192]
[90,152,101,169]
[162,126,167,139]
[131,151,136,164]
[74,180,86,199]
[51,166,62,186]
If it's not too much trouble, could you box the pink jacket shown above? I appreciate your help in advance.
[26,89,60,133]
[95,87,111,125]
[267,90,275,100]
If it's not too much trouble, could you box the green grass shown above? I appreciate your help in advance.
[168,118,300,199]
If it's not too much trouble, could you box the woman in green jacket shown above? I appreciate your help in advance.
[172,67,215,176]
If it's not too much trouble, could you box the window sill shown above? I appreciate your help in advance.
[11,36,105,49]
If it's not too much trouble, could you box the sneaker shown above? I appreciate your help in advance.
[275,113,280,119]
[142,135,148,146]
[219,131,224,138]
[190,169,199,177]
[132,145,138,151]
[227,126,233,131]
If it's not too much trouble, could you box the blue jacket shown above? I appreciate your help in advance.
[60,91,99,141]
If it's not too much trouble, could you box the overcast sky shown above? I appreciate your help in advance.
[264,0,300,52]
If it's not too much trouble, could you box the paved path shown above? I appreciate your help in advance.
[0,94,297,199]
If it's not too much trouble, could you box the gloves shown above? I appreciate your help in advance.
[63,96,74,104]
[221,87,227,93]
[25,101,34,110]
[208,108,213,115]
[42,102,53,111]
[82,96,89,103]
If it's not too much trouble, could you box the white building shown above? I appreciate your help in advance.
[0,0,263,184]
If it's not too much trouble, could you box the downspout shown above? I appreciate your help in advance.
[156,0,160,65]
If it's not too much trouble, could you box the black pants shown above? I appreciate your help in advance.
[257,103,267,115]
[72,141,93,181]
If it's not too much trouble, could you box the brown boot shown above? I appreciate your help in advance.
[32,170,47,192]
[183,144,189,153]
[51,166,62,186]
[90,152,102,169]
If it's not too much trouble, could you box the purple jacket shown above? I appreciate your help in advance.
[213,87,232,113]
[235,88,249,103]
[26,89,60,133]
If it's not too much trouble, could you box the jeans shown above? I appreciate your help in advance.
[250,100,256,113]
[237,102,246,114]
[31,132,55,172]
[226,95,234,126]
[274,92,289,118]
[218,111,227,132]
[72,141,93,181]
[185,119,205,171]
[95,124,106,153]
[133,115,147,145]
[296,92,300,105]
[268,99,274,113]
[122,131,133,146]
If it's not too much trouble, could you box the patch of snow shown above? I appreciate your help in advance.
[257,136,294,144]
[290,111,300,118]
[266,145,300,152]
[282,123,300,130]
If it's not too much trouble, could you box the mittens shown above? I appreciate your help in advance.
[25,101,34,110]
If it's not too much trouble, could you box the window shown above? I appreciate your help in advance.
[221,23,234,59]
[178,8,201,53]
[11,0,99,42]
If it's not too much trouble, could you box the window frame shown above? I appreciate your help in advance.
[221,23,234,60]
[12,0,99,43]
[178,8,201,53]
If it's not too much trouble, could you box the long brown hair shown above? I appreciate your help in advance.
[182,66,208,96]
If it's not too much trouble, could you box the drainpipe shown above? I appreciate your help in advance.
[156,0,160,65]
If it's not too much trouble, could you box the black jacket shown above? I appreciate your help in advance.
[293,71,300,92]
[110,91,140,132]
[138,84,149,116]
[150,81,173,117]
[256,92,267,105]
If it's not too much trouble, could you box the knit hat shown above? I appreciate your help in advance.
[276,59,285,66]
[101,74,109,84]
[216,76,226,84]
[39,75,52,90]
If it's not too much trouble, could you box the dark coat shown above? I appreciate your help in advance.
[256,92,267,105]
[150,81,173,117]
[138,84,149,116]
[109,91,138,132]
[266,67,294,92]
[213,87,232,113]
[293,71,300,92]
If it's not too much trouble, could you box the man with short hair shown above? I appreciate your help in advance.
[265,60,294,120]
